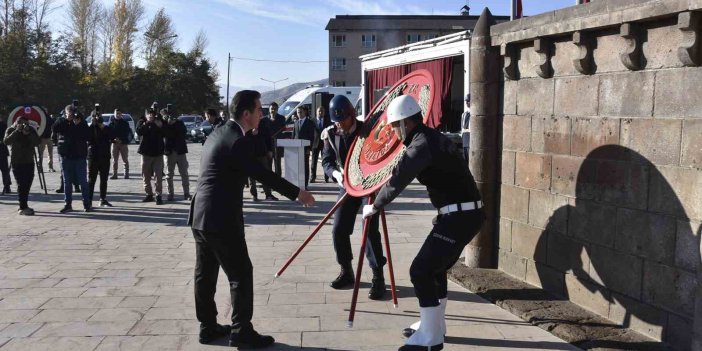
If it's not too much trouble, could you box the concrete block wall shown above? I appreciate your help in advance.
[490,1,702,349]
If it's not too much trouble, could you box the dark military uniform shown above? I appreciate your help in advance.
[373,124,484,308]
[322,121,386,270]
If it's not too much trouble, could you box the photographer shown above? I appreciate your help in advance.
[52,110,81,194]
[137,107,165,205]
[88,111,114,208]
[3,116,40,215]
[162,108,190,201]
[53,104,91,213]
[0,118,11,195]
[111,109,132,179]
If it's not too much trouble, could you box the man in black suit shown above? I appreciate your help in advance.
[267,103,287,176]
[189,90,315,348]
[292,105,315,190]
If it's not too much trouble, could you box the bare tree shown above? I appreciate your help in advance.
[143,7,176,67]
[111,0,144,74]
[189,28,208,59]
[67,0,102,71]
[31,0,56,57]
[99,4,116,64]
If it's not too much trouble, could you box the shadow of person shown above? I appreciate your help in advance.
[534,145,699,350]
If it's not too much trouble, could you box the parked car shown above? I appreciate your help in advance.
[178,115,204,141]
[190,120,213,143]
[86,113,138,143]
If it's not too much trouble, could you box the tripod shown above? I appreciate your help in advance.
[33,146,48,195]
[275,192,398,328]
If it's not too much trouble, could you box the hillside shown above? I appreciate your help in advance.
[260,78,329,104]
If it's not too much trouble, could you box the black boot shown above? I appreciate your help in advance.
[2,185,10,195]
[330,262,355,289]
[368,266,386,300]
[199,323,231,344]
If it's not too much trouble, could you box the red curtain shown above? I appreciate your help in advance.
[364,57,454,129]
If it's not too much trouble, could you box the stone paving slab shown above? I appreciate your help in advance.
[0,143,579,350]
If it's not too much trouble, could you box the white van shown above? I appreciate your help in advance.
[278,85,361,119]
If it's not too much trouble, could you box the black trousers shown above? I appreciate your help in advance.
[0,154,11,188]
[249,156,272,198]
[192,228,254,334]
[88,159,110,201]
[310,145,328,181]
[332,190,386,269]
[11,163,33,209]
[411,209,484,307]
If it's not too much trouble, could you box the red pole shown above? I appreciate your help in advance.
[380,209,398,308]
[275,192,351,278]
[346,193,374,328]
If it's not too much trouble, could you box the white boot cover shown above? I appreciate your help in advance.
[439,298,447,335]
[405,306,444,347]
[408,298,447,334]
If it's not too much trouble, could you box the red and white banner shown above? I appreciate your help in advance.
[7,105,48,136]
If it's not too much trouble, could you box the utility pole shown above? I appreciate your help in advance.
[226,52,231,117]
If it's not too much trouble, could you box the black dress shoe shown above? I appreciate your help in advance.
[142,195,154,202]
[155,196,163,205]
[402,328,416,338]
[265,195,279,201]
[55,188,63,193]
[199,323,231,344]
[398,343,443,351]
[229,329,275,348]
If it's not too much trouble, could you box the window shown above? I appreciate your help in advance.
[427,33,439,39]
[407,34,422,43]
[361,34,376,48]
[331,35,346,47]
[331,58,346,71]
[332,81,346,87]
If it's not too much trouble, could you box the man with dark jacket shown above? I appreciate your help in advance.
[53,104,92,213]
[3,116,40,215]
[189,90,315,348]
[310,106,330,183]
[88,113,114,208]
[38,113,55,172]
[52,113,80,194]
[163,109,190,201]
[267,102,287,176]
[111,109,132,179]
[137,108,165,204]
[322,95,386,300]
[0,119,12,195]
[292,105,315,190]
[247,116,277,201]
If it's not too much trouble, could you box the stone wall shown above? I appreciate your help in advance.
[488,1,702,349]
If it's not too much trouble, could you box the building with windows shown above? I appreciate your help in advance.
[325,13,509,86]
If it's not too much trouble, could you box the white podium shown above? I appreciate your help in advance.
[277,139,310,189]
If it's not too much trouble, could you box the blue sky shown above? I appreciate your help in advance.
[52,0,577,98]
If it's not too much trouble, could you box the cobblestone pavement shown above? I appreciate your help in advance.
[0,143,579,350]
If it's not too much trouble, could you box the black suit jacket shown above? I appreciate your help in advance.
[293,117,315,144]
[188,120,300,233]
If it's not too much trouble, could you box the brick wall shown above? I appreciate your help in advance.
[490,1,702,349]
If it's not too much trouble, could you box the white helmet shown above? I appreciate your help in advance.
[386,95,422,124]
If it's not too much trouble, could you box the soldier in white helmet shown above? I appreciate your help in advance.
[362,95,484,351]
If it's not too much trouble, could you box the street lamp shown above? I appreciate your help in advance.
[260,77,289,103]
[226,53,233,118]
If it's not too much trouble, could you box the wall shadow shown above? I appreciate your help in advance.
[533,145,698,350]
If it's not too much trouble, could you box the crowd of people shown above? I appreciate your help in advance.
[0,91,482,351]
[0,102,223,214]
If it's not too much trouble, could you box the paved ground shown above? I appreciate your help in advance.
[0,143,579,350]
